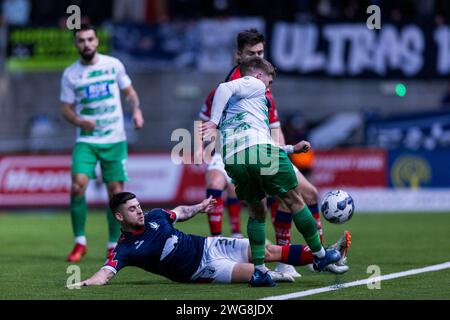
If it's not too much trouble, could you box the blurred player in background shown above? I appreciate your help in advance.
[197,29,347,277]
[69,192,350,287]
[60,24,145,262]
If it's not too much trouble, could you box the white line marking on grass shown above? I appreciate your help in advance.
[261,261,450,300]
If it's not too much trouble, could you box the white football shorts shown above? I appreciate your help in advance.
[207,153,232,184]
[191,237,249,283]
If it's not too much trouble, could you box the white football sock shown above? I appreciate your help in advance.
[107,242,117,250]
[255,264,269,273]
[313,247,326,258]
[75,236,87,245]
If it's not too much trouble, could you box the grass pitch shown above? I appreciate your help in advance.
[0,209,449,300]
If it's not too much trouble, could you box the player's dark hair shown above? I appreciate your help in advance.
[109,192,136,213]
[240,56,276,77]
[237,28,264,51]
[73,23,97,38]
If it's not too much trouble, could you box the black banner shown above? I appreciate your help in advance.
[268,22,450,78]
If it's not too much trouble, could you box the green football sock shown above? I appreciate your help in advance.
[247,217,266,266]
[106,207,121,243]
[70,195,87,237]
[292,205,322,253]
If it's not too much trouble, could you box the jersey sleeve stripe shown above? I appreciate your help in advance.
[162,209,178,224]
[269,121,281,128]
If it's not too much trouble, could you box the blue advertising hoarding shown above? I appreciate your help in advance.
[388,149,450,188]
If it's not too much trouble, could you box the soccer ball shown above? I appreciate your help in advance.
[320,190,355,224]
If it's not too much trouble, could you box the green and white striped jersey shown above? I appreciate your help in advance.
[210,76,275,160]
[60,54,131,144]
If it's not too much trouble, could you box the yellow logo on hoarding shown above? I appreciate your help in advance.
[391,156,431,189]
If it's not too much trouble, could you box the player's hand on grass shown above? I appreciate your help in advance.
[67,281,86,289]
[293,140,311,153]
[133,109,144,129]
[200,196,217,213]
[76,118,96,131]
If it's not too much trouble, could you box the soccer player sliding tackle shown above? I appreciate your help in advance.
[68,192,349,287]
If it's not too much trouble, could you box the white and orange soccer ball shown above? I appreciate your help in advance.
[320,190,355,224]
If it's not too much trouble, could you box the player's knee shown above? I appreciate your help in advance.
[226,184,237,197]
[281,189,305,212]
[71,182,87,196]
[107,183,123,196]
[206,172,226,190]
[303,186,319,205]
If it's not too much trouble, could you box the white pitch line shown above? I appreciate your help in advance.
[261,261,450,300]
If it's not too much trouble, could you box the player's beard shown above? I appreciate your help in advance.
[80,49,96,62]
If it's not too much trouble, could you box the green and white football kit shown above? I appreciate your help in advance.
[60,54,131,242]
[209,75,322,267]
[210,76,297,204]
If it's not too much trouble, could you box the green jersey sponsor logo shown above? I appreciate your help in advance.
[96,116,120,127]
[80,128,113,137]
[86,68,116,79]
[87,69,109,79]
[220,112,248,130]
[80,105,116,116]
[79,117,119,138]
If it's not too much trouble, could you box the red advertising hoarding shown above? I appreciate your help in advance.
[0,154,207,207]
[310,149,387,188]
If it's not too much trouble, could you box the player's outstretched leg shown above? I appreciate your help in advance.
[206,189,224,236]
[205,169,227,236]
[265,240,346,273]
[67,174,89,262]
[309,204,323,242]
[279,188,340,271]
[106,207,120,258]
[247,201,276,287]
[67,193,88,262]
[272,203,302,278]
[106,182,124,259]
[267,196,279,223]
[294,168,323,243]
[309,230,352,274]
[227,197,242,238]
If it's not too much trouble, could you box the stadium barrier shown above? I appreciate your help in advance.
[0,149,449,211]
[0,153,205,207]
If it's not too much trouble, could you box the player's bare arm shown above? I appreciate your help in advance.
[61,103,95,131]
[69,268,115,288]
[270,126,286,146]
[122,85,144,129]
[172,196,216,222]
[194,119,206,163]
